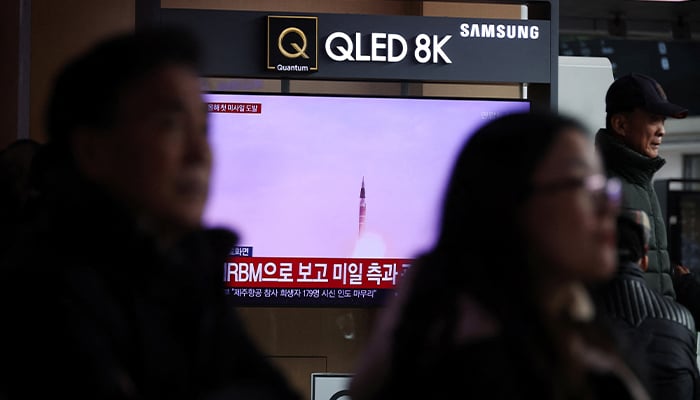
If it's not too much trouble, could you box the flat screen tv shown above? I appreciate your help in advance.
[203,91,530,306]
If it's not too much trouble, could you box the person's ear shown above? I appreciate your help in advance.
[640,244,650,272]
[610,113,627,137]
[640,255,649,272]
[71,128,111,181]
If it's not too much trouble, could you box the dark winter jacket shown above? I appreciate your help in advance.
[597,262,700,400]
[596,128,674,299]
[0,173,301,400]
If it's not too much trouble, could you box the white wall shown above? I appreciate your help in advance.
[557,56,614,136]
[655,117,700,180]
[656,147,684,180]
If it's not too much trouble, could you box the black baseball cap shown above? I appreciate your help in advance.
[605,73,688,119]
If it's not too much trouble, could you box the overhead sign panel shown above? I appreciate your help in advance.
[161,9,552,83]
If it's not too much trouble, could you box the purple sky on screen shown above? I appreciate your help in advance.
[203,93,529,258]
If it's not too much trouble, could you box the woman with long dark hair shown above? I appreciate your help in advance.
[350,111,649,400]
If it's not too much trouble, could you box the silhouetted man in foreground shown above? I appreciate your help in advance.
[0,27,301,400]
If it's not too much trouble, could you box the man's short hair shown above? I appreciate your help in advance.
[617,209,651,263]
[46,26,202,147]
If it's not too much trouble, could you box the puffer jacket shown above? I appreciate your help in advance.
[596,262,699,400]
[595,128,673,299]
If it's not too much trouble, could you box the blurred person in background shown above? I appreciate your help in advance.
[593,209,699,400]
[349,111,649,400]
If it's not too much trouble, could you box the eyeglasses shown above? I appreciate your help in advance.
[530,173,622,210]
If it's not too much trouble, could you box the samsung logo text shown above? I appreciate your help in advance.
[459,23,539,40]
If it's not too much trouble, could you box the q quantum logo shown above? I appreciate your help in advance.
[267,15,318,72]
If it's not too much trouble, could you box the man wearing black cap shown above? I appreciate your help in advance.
[595,73,688,300]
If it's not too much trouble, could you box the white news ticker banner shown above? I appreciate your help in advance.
[311,373,353,400]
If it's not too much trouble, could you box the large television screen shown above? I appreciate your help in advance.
[204,92,529,306]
